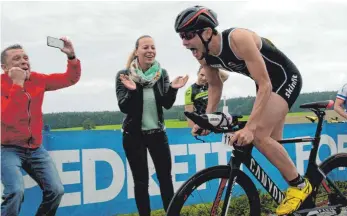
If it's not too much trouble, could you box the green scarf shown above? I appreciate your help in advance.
[129,59,162,88]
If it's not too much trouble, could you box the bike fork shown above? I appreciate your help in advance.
[210,156,242,216]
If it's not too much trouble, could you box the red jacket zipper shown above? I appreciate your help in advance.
[24,90,32,146]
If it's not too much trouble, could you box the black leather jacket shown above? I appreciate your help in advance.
[115,68,178,133]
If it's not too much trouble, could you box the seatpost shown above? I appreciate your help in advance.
[308,109,326,163]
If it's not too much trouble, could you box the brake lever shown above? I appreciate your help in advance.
[209,125,239,134]
[194,125,239,143]
[194,128,206,143]
[195,128,204,135]
[194,135,206,143]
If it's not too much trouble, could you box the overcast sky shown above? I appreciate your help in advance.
[1,0,346,113]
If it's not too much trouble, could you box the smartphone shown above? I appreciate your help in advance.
[47,36,64,49]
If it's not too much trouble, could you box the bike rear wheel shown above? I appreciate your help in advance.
[311,153,347,215]
[167,165,261,216]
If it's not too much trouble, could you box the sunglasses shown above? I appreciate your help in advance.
[179,29,206,40]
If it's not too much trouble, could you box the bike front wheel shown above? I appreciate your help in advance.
[167,165,261,216]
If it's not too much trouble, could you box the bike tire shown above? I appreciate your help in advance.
[318,153,347,175]
[310,153,347,215]
[167,165,261,216]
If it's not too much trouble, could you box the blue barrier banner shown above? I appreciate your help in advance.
[3,123,346,216]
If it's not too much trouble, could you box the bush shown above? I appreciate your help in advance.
[82,118,96,130]
[178,112,187,121]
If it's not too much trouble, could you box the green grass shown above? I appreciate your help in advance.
[287,111,311,116]
[51,112,310,131]
[52,119,188,131]
[117,182,347,216]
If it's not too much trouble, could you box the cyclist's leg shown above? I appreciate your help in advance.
[251,93,312,215]
[270,113,293,182]
[252,92,298,181]
[261,69,311,214]
[270,115,285,140]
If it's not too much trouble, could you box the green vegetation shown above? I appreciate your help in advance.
[51,112,317,131]
[52,120,187,131]
[118,182,347,216]
[44,91,336,130]
[82,118,96,130]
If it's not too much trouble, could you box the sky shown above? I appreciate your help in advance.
[1,0,347,113]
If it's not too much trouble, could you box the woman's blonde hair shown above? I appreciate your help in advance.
[126,35,152,69]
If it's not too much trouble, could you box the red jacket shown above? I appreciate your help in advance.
[1,59,81,148]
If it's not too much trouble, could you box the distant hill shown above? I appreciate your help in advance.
[43,91,337,129]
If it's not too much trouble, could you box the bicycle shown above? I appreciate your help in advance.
[330,117,347,124]
[167,100,347,216]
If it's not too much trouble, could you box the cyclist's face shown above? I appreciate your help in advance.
[135,37,156,69]
[198,68,207,85]
[182,29,208,60]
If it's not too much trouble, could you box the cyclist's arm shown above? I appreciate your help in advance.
[231,29,272,132]
[334,85,347,119]
[185,105,195,127]
[199,60,222,114]
[184,86,195,127]
[334,98,347,119]
[219,70,229,83]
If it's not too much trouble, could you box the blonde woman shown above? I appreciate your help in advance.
[116,35,188,215]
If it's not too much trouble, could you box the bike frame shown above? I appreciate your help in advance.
[210,108,347,215]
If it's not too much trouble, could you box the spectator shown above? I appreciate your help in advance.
[334,83,347,120]
[1,37,81,216]
[184,65,229,127]
[115,35,188,215]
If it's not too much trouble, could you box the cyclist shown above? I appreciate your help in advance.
[334,83,347,120]
[174,5,311,215]
[185,65,229,127]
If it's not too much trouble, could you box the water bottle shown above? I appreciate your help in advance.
[222,96,232,124]
[203,96,232,127]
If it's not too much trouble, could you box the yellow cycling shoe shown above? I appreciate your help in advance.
[276,178,312,215]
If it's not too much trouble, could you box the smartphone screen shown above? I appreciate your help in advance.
[47,36,64,49]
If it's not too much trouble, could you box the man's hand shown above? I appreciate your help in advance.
[229,127,254,146]
[191,124,210,136]
[9,67,28,87]
[60,36,75,58]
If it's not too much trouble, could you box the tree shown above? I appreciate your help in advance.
[178,112,187,121]
[82,118,96,130]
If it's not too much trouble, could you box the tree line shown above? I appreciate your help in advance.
[43,91,337,129]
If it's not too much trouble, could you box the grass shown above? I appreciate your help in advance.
[51,112,314,131]
[117,182,347,216]
[287,112,311,116]
[52,124,122,131]
[52,119,189,131]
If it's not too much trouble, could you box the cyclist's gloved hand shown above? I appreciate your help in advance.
[191,124,210,136]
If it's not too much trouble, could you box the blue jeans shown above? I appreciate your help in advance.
[1,145,64,216]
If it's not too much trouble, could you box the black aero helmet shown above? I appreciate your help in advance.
[175,5,218,33]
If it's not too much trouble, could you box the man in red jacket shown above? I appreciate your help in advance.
[1,37,81,216]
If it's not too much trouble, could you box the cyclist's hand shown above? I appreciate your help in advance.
[191,124,210,136]
[229,127,254,146]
